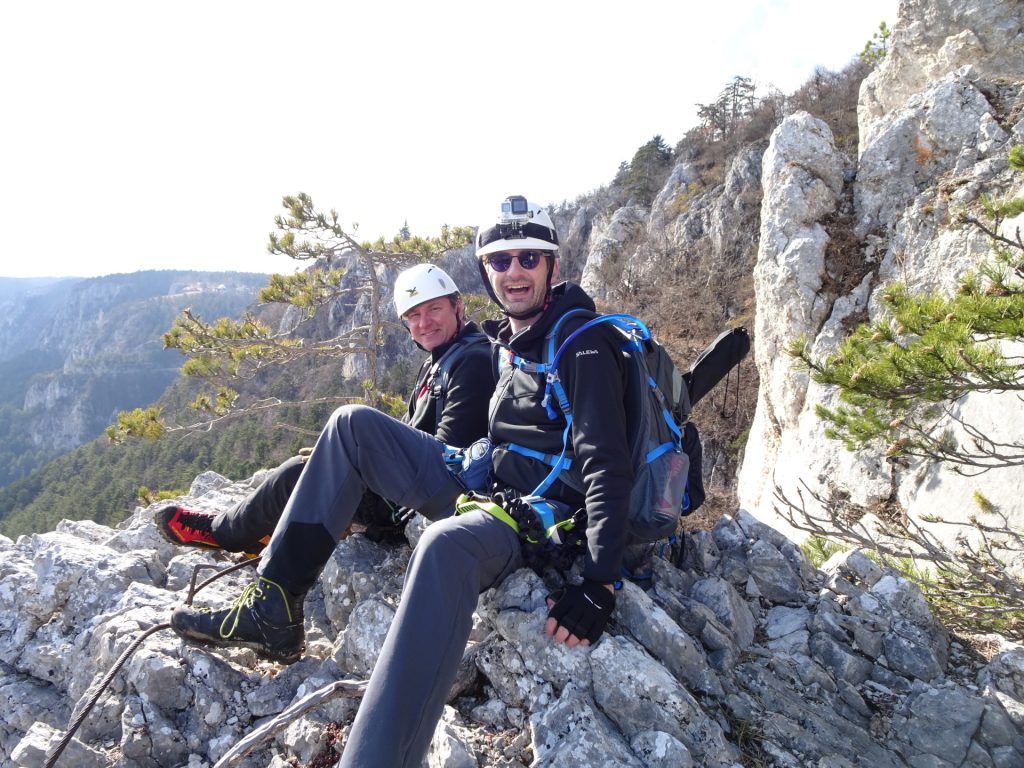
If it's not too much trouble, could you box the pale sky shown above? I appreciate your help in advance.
[1,0,899,279]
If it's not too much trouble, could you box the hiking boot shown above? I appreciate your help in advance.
[170,576,305,664]
[157,505,222,549]
[157,505,268,556]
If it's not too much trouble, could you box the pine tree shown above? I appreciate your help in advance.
[860,21,891,67]
[624,135,674,207]
[108,193,472,440]
[695,76,756,142]
[790,148,1024,472]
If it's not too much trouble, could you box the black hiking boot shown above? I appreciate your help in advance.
[170,576,305,664]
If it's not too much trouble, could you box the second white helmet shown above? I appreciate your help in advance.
[393,263,460,317]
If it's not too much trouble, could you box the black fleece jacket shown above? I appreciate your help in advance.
[405,321,493,447]
[483,282,633,584]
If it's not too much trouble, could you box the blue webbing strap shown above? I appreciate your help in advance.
[508,353,549,375]
[649,375,684,442]
[505,443,573,471]
[541,312,651,418]
[645,441,677,464]
[530,421,573,496]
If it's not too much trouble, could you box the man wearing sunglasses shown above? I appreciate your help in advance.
[169,198,631,768]
[341,198,631,768]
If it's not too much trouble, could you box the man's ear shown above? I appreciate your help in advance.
[550,254,560,282]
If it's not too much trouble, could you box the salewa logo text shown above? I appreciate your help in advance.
[575,349,599,357]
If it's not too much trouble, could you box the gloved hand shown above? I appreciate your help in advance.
[545,579,615,646]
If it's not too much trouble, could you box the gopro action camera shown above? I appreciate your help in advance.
[499,195,530,223]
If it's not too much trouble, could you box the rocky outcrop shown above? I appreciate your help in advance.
[579,206,648,301]
[572,139,762,313]
[737,0,1024,554]
[1,472,1021,767]
[859,0,1024,151]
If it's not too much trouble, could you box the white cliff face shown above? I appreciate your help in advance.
[858,0,1024,152]
[754,111,846,431]
[579,206,649,301]
[856,74,1017,239]
[738,0,1024,556]
[579,142,764,308]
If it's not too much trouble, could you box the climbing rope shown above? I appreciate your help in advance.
[42,556,260,768]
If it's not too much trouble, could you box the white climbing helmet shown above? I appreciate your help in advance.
[393,263,460,317]
[475,195,559,257]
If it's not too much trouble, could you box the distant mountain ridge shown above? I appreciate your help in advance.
[0,271,269,487]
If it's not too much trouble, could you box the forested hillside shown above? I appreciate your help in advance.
[0,399,334,537]
[0,331,397,537]
[0,271,269,490]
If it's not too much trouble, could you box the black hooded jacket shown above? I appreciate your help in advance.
[405,321,493,447]
[483,283,634,584]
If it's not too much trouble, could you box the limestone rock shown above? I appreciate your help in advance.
[737,0,1024,557]
[0,468,1019,766]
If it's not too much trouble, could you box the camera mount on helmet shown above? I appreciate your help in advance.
[501,195,530,219]
[497,195,532,238]
[476,196,559,257]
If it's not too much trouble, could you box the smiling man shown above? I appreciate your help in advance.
[157,263,491,553]
[339,198,632,766]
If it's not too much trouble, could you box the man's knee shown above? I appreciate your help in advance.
[414,516,487,573]
[329,403,371,427]
[414,513,519,584]
[417,516,466,557]
[325,404,382,442]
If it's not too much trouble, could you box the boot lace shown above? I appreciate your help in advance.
[177,509,215,535]
[218,581,264,640]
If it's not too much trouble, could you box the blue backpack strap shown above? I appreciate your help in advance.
[541,312,651,419]
[508,310,674,498]
[531,311,646,497]
[526,421,573,497]
[505,443,573,471]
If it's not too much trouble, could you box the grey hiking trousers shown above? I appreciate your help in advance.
[255,405,524,768]
[341,507,522,768]
[257,404,465,592]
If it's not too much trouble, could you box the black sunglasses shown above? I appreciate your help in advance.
[483,250,545,272]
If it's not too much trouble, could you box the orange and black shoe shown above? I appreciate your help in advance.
[157,505,222,550]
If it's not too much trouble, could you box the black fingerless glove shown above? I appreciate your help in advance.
[546,579,616,644]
